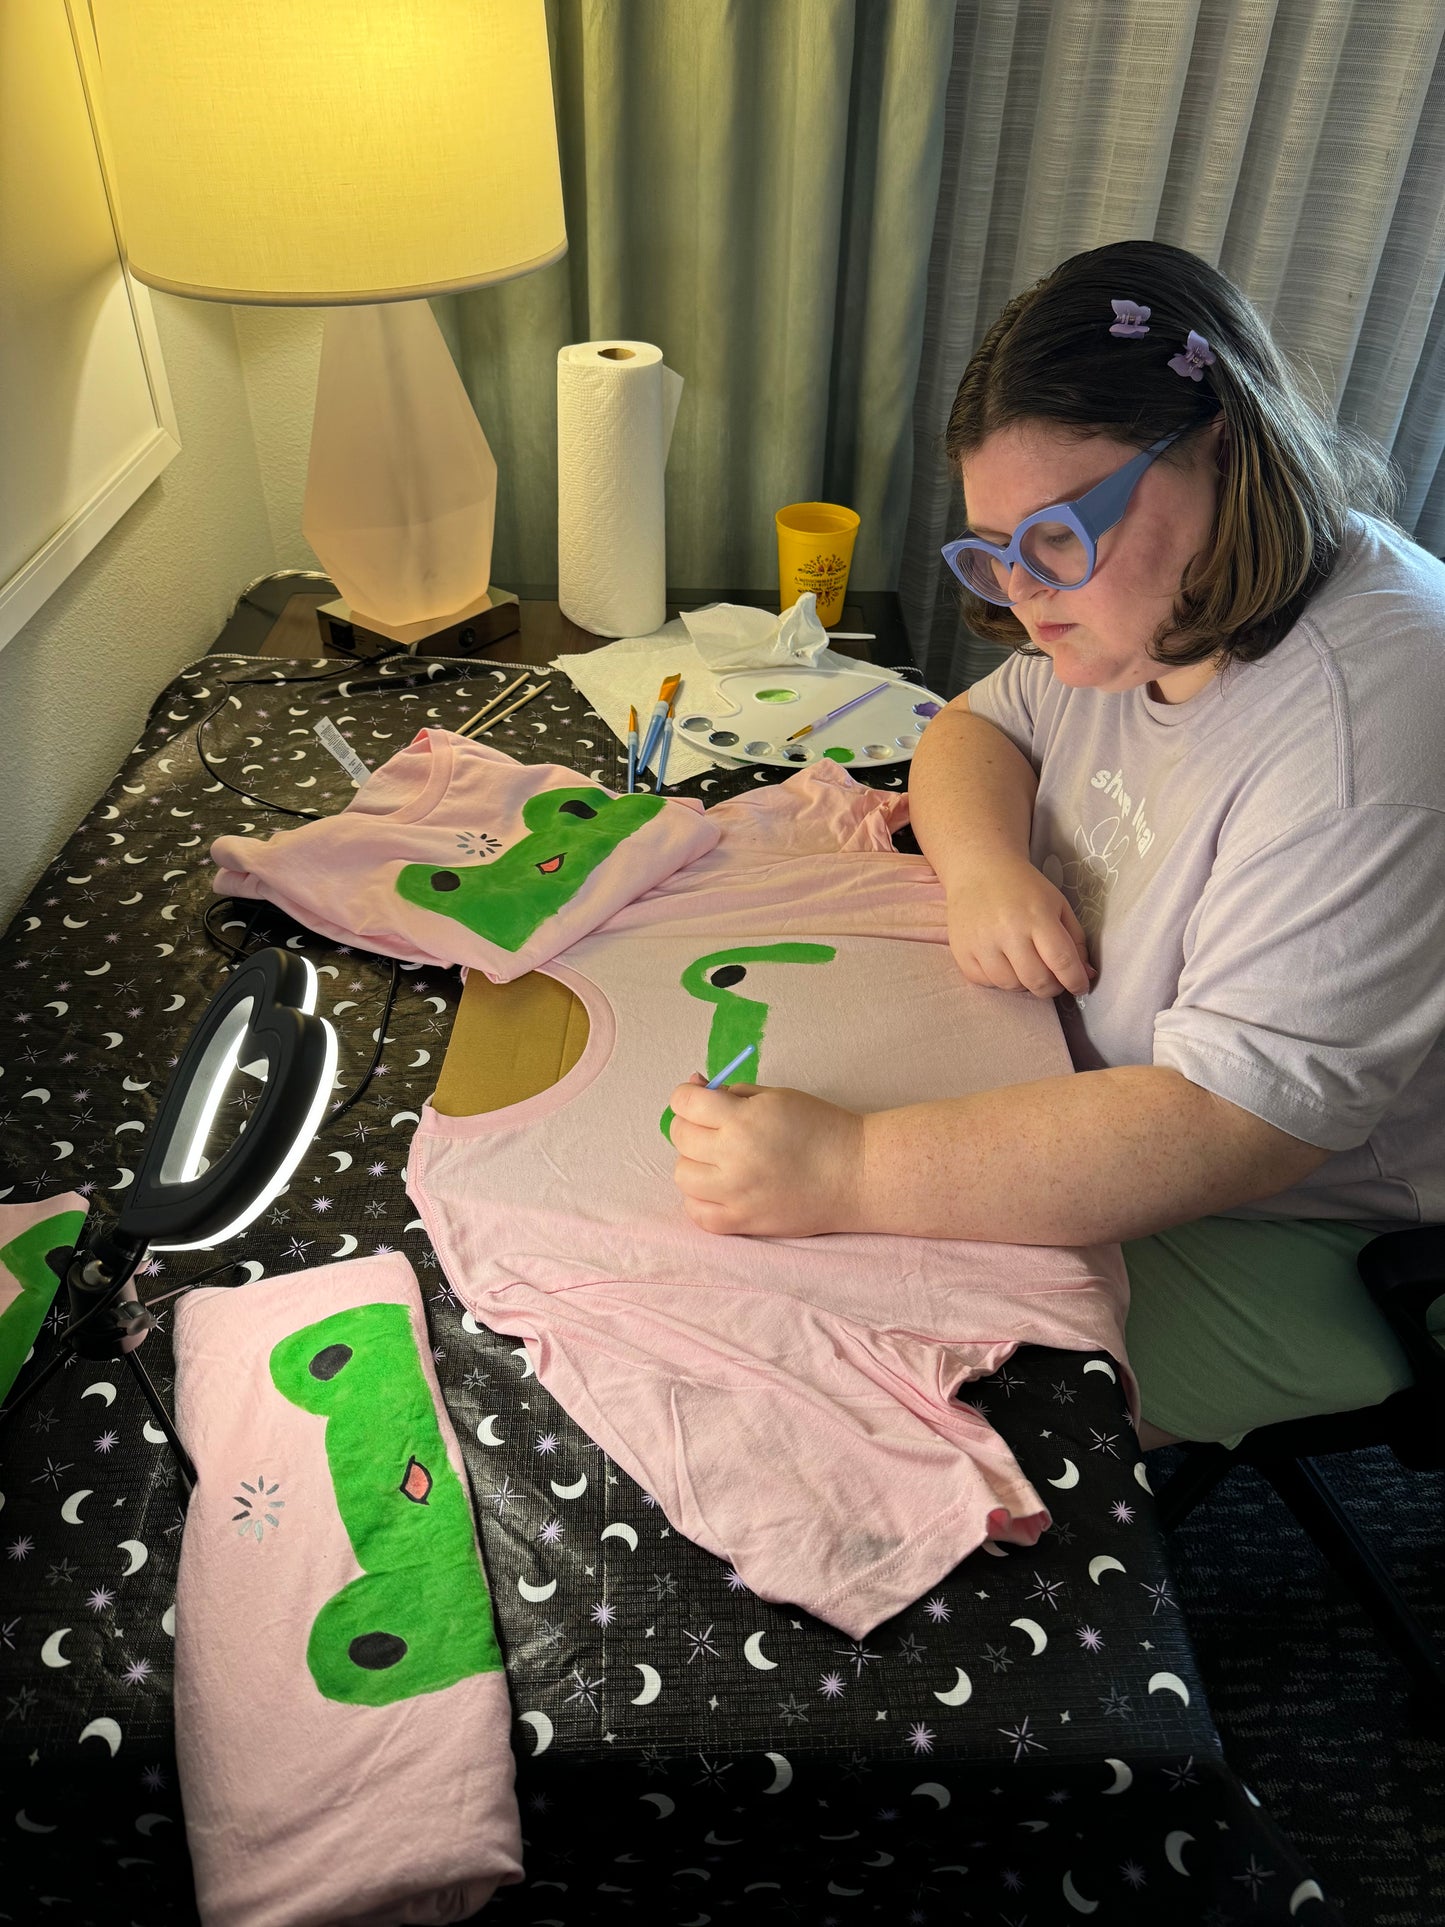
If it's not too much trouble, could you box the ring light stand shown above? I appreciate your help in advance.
[3,949,338,1486]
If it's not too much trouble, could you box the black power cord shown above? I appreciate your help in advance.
[192,647,499,815]
[194,654,401,817]
[326,957,402,1126]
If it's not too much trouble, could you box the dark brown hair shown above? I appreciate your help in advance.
[945,239,1402,668]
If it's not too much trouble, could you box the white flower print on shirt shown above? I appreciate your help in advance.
[1042,813,1131,938]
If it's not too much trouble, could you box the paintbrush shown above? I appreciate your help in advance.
[705,1044,755,1087]
[638,673,682,774]
[784,679,890,744]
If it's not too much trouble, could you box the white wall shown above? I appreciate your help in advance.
[0,291,277,927]
[0,294,489,929]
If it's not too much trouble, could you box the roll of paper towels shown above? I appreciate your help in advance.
[557,341,684,637]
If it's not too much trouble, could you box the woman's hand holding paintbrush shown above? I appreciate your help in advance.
[666,1057,866,1239]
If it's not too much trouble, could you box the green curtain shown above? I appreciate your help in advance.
[434,0,956,596]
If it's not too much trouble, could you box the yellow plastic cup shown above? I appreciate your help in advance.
[775,501,860,628]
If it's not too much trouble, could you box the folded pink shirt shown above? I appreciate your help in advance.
[172,1252,522,1926]
[211,730,719,980]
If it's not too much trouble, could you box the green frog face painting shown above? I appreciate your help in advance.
[660,941,836,1142]
[270,1301,503,1706]
[395,786,665,953]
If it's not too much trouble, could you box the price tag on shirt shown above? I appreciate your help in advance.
[313,718,371,788]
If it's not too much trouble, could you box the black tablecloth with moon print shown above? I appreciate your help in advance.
[0,651,1342,1926]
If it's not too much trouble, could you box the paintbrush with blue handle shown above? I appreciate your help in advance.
[638,673,682,777]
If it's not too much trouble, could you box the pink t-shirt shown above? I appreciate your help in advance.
[211,730,719,980]
[408,764,1133,1637]
[172,1253,522,1926]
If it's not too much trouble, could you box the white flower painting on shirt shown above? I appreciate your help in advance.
[1043,813,1131,937]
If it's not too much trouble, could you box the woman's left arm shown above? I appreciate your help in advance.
[667,1063,1333,1244]
[855,1063,1332,1245]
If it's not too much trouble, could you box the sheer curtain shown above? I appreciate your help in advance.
[902,0,1445,694]
[439,0,957,596]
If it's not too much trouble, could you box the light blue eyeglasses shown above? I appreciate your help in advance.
[942,429,1183,605]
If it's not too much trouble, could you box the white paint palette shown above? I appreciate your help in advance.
[674,667,946,770]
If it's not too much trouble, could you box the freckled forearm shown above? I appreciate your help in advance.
[854,1064,1325,1246]
[907,706,1039,892]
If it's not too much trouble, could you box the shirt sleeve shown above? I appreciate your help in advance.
[1152,803,1445,1149]
[961,651,1043,764]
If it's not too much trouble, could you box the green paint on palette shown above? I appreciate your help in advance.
[270,1301,503,1705]
[755,687,798,703]
[822,746,855,763]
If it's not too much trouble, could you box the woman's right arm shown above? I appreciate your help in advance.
[908,692,1095,998]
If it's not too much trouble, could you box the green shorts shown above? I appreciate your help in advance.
[1121,1215,1445,1450]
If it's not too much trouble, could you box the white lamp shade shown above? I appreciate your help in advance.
[88,0,566,303]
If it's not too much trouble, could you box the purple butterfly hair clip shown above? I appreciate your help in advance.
[1108,299,1151,337]
[1168,331,1216,381]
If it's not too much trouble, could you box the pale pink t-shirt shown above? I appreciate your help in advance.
[172,1253,522,1927]
[408,765,1133,1638]
[211,731,719,981]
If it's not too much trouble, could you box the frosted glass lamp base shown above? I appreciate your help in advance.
[302,301,500,646]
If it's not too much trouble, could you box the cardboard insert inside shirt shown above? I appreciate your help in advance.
[433,970,590,1116]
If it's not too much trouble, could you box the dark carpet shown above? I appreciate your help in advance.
[1155,1445,1445,1926]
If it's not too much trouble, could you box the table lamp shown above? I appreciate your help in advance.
[84,0,566,651]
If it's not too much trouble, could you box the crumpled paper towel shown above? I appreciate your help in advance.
[553,596,902,785]
[679,595,831,670]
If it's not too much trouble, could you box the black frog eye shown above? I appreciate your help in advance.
[348,1630,408,1670]
[709,964,747,989]
[309,1343,353,1381]
[558,799,598,820]
[430,871,461,892]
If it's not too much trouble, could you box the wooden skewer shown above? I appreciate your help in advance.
[469,679,551,734]
[456,670,531,736]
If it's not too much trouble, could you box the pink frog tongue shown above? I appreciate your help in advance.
[535,854,565,874]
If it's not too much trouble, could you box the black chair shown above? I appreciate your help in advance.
[1153,1224,1445,1707]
